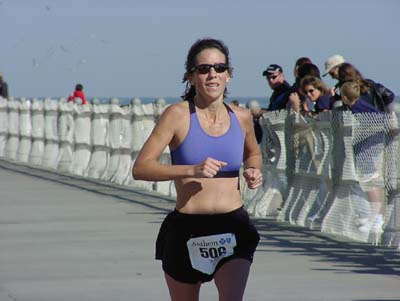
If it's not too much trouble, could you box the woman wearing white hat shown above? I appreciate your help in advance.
[322,54,345,79]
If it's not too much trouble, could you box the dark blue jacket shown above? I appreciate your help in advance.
[267,81,291,111]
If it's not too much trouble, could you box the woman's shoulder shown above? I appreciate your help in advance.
[227,103,254,129]
[228,103,252,119]
[319,94,332,100]
[318,94,332,104]
[163,101,188,114]
[316,94,333,111]
[158,101,190,124]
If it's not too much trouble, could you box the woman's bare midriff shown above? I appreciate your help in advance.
[174,177,243,214]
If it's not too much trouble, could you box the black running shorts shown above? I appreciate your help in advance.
[155,206,260,284]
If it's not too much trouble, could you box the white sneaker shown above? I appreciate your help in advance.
[358,223,371,233]
[356,217,369,226]
[356,216,370,233]
[371,214,384,234]
[358,214,384,234]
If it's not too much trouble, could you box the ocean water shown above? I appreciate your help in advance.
[95,96,270,107]
[95,95,400,108]
[36,94,399,108]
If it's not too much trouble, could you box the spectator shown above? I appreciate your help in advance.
[299,75,332,113]
[293,57,312,78]
[297,63,321,80]
[262,64,291,111]
[341,81,385,234]
[246,99,267,144]
[322,54,345,80]
[0,73,9,99]
[288,59,316,114]
[289,63,321,114]
[322,54,346,106]
[230,99,240,107]
[291,75,332,170]
[338,63,395,113]
[341,81,381,113]
[68,83,88,104]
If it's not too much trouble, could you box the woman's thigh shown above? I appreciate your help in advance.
[214,258,251,301]
[164,273,201,301]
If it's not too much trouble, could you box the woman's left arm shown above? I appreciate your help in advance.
[236,107,263,189]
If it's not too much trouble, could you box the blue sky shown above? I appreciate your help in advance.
[1,0,399,99]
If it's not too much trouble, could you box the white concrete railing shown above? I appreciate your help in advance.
[0,96,173,193]
[0,96,399,249]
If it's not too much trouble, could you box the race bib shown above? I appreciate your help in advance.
[186,233,237,275]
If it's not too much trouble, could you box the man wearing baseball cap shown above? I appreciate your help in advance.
[262,64,291,111]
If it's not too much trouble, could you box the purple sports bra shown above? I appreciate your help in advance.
[170,101,244,178]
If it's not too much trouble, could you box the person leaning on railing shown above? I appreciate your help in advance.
[299,75,333,114]
[340,81,386,234]
[337,63,395,113]
[288,63,323,116]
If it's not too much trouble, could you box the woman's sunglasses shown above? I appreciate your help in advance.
[191,63,229,74]
[304,88,316,95]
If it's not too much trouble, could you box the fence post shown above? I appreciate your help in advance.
[29,98,45,165]
[86,99,110,179]
[42,98,59,169]
[245,110,288,217]
[5,98,19,160]
[57,99,75,173]
[0,96,9,157]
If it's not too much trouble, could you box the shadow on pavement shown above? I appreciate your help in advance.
[1,159,399,279]
[253,218,400,277]
[0,159,175,214]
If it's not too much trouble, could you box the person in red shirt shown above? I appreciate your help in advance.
[68,83,88,104]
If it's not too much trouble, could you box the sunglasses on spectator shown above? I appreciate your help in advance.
[191,63,229,74]
[267,75,279,80]
[304,88,316,95]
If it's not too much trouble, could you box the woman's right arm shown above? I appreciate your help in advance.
[132,104,193,181]
[132,104,226,181]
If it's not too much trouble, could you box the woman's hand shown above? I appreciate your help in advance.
[243,167,263,189]
[289,92,301,112]
[193,157,227,178]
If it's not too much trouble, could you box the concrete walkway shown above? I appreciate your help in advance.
[0,159,399,301]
